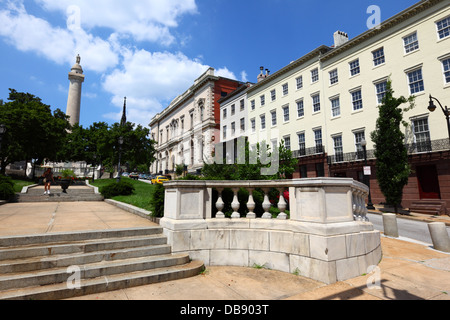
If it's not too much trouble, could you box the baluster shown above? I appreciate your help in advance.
[262,188,272,219]
[246,188,256,219]
[352,191,358,221]
[215,188,225,219]
[277,188,287,220]
[231,187,241,219]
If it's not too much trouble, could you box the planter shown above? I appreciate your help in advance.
[60,179,72,193]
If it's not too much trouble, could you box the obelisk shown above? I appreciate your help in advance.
[66,54,85,126]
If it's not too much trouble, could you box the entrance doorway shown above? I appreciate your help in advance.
[416,165,441,199]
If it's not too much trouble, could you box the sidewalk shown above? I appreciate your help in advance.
[369,205,450,227]
[0,201,448,300]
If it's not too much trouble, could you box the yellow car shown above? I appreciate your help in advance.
[152,175,171,184]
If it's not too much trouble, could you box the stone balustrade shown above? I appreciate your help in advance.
[160,178,381,284]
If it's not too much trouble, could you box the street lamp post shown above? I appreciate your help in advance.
[117,136,124,183]
[428,95,450,147]
[361,139,375,210]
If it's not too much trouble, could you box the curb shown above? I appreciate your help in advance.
[104,199,160,224]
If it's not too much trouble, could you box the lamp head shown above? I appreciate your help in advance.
[360,139,367,147]
[428,95,437,112]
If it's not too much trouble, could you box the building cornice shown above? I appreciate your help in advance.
[246,45,332,96]
[321,0,445,62]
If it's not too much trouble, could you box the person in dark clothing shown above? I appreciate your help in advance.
[42,168,55,195]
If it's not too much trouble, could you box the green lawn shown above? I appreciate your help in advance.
[91,178,156,212]
[12,179,36,193]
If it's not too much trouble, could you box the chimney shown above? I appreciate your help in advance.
[257,66,265,83]
[334,31,349,48]
[266,69,270,76]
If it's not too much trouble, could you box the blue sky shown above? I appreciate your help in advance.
[0,0,418,129]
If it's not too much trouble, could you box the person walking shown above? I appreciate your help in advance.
[42,168,55,195]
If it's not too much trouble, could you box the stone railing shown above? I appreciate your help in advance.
[160,178,381,284]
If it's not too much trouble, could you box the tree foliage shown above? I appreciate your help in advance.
[0,89,71,174]
[370,80,415,212]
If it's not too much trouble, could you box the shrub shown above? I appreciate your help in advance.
[100,180,135,199]
[0,175,15,201]
[150,183,165,218]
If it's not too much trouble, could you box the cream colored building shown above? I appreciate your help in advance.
[150,68,241,175]
[245,0,450,211]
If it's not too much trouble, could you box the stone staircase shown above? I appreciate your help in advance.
[15,185,104,203]
[409,199,449,216]
[0,227,204,300]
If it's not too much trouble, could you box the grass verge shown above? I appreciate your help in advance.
[12,179,35,193]
[91,178,156,212]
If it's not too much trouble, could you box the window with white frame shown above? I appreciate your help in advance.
[240,99,245,111]
[351,89,363,111]
[403,32,419,54]
[331,97,340,117]
[311,68,319,83]
[223,126,227,140]
[251,118,256,133]
[412,118,431,152]
[260,114,266,130]
[436,16,450,40]
[251,100,256,111]
[260,95,265,106]
[283,105,290,122]
[240,118,245,132]
[231,122,235,136]
[223,108,227,119]
[296,76,303,90]
[271,110,277,126]
[349,59,360,76]
[372,47,385,66]
[231,104,235,115]
[333,135,344,162]
[312,94,321,113]
[298,132,306,155]
[375,81,388,104]
[354,131,366,159]
[442,58,450,84]
[329,69,339,85]
[271,89,276,101]
[297,99,304,118]
[407,68,425,94]
[284,135,291,151]
[314,128,323,152]
[282,83,289,96]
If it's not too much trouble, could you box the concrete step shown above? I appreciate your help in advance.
[0,227,163,247]
[15,193,104,203]
[0,244,172,274]
[0,253,191,291]
[409,200,448,216]
[0,234,167,261]
[0,260,204,300]
[0,227,204,300]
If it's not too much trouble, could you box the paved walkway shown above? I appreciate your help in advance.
[0,200,449,300]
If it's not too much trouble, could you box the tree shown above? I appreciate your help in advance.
[0,89,71,175]
[371,81,415,213]
[277,140,298,179]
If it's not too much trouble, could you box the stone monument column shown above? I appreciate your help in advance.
[66,54,85,126]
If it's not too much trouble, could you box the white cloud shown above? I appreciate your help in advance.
[102,49,210,126]
[215,67,237,80]
[36,0,198,45]
[0,1,118,72]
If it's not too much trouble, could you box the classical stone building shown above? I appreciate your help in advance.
[243,0,450,213]
[150,68,242,175]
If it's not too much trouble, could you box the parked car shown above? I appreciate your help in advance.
[129,172,139,180]
[152,175,171,184]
